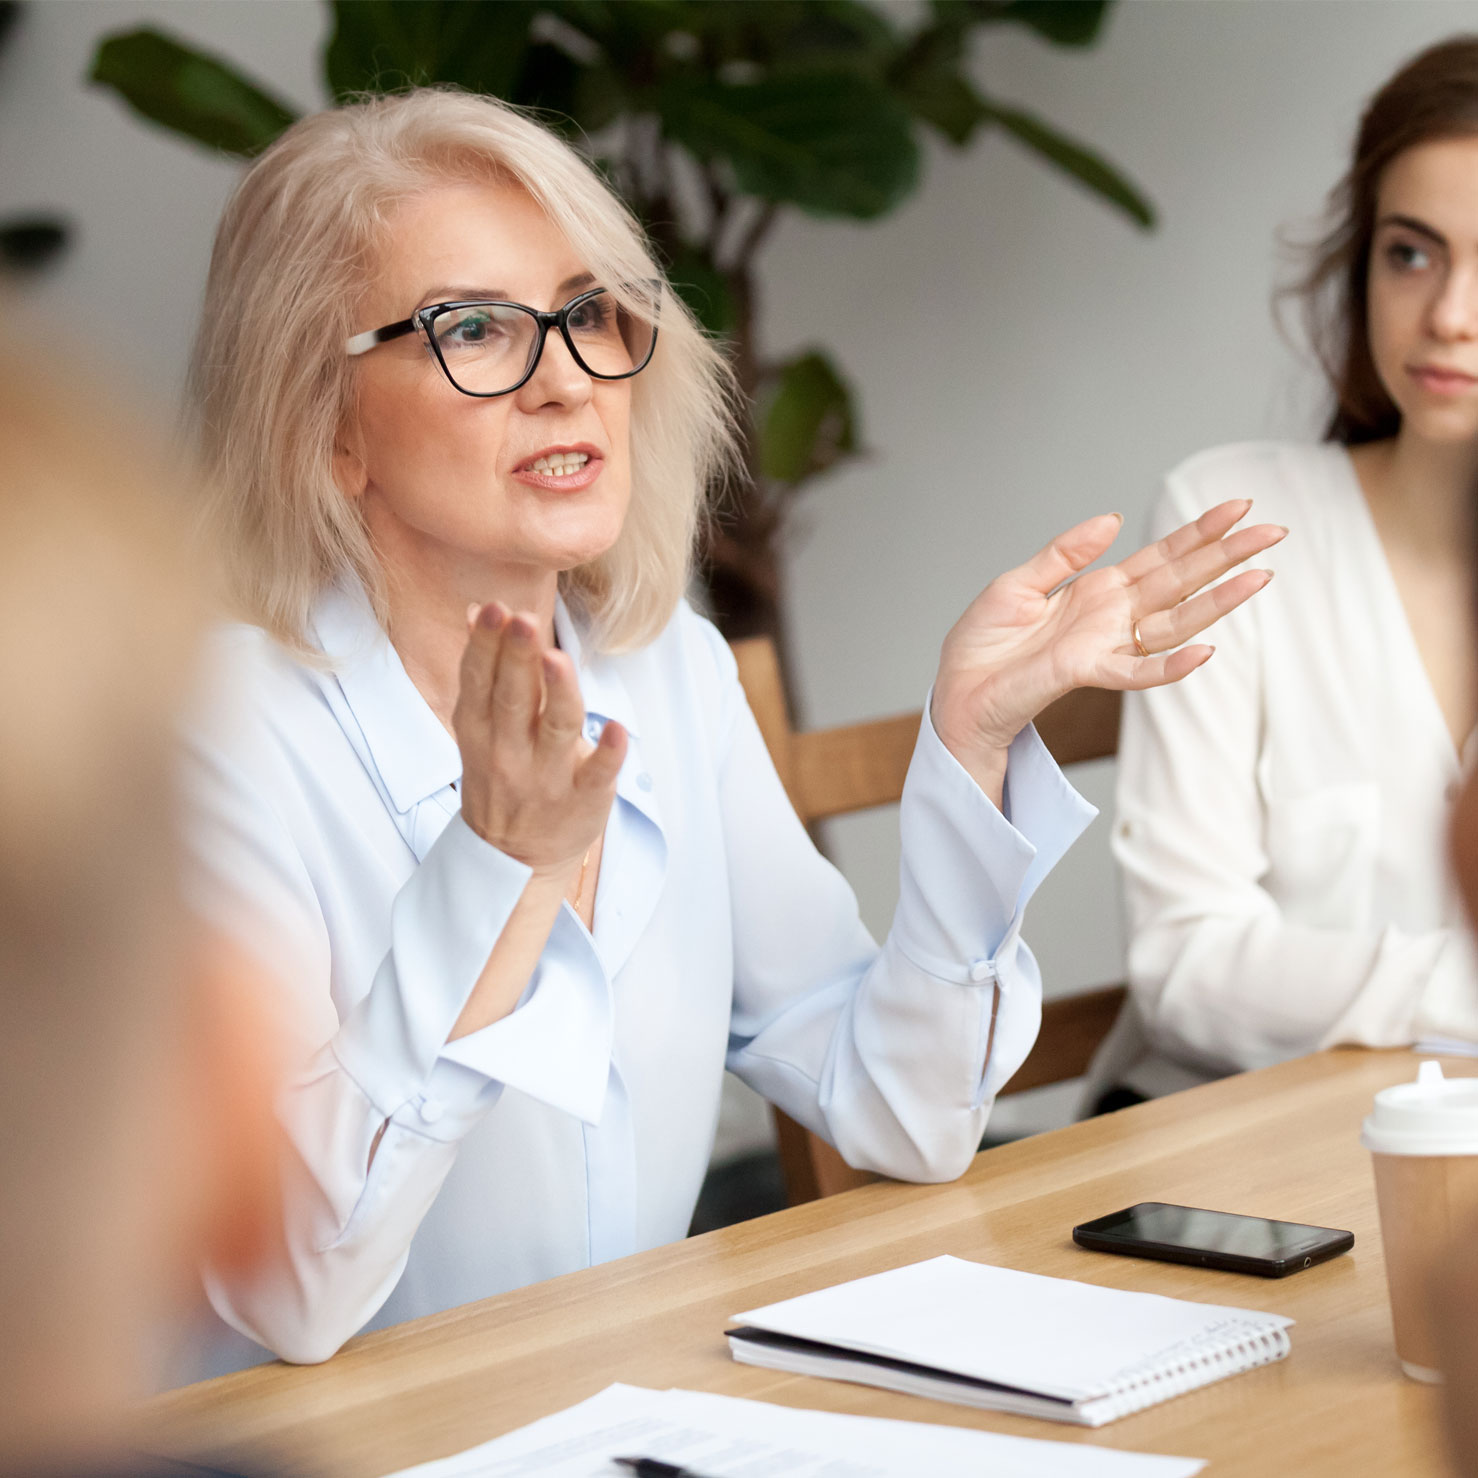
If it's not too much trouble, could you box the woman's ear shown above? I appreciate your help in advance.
[332,419,369,501]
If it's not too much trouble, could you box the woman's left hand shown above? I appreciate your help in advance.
[930,499,1285,799]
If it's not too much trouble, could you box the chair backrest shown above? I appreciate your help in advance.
[730,635,1127,1203]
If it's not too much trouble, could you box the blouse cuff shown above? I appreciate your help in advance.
[892,696,1096,985]
[437,913,613,1125]
[331,813,532,1119]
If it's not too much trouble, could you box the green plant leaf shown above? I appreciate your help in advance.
[620,1,894,76]
[929,0,1112,48]
[515,46,637,141]
[0,216,69,272]
[545,0,688,64]
[663,245,735,338]
[568,59,627,134]
[748,0,897,72]
[0,2,19,60]
[89,29,297,157]
[659,70,918,219]
[759,349,859,484]
[902,70,990,144]
[998,1,1111,48]
[984,101,1153,228]
[889,19,987,145]
[324,0,538,101]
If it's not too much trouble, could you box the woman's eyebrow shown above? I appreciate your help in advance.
[418,285,511,304]
[415,273,598,307]
[1378,212,1447,246]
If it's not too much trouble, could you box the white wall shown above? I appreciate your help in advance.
[0,0,326,401]
[3,0,1475,1142]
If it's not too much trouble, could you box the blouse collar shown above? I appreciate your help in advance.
[310,579,640,817]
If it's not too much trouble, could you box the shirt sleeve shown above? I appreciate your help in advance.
[1114,475,1478,1076]
[186,709,539,1366]
[712,633,1096,1183]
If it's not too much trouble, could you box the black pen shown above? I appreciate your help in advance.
[613,1457,720,1478]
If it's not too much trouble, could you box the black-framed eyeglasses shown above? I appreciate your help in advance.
[345,283,660,398]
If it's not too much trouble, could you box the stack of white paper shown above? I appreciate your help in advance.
[388,1383,1205,1477]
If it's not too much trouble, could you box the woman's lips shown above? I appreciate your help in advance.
[511,453,604,491]
[1408,364,1478,396]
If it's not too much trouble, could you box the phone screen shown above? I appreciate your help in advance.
[1087,1203,1338,1260]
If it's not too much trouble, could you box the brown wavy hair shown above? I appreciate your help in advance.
[1295,35,1478,445]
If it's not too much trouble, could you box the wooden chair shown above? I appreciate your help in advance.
[730,635,1127,1204]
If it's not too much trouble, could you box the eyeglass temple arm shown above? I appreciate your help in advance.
[346,318,418,357]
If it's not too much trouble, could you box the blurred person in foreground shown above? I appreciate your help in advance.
[0,354,282,1474]
[1095,36,1478,1111]
[182,87,1282,1372]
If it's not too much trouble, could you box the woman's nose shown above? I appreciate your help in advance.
[515,325,594,411]
[1428,264,1478,342]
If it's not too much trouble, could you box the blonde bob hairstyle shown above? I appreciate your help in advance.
[190,88,738,656]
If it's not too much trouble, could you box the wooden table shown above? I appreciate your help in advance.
[146,1048,1466,1476]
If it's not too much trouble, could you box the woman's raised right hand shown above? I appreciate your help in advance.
[452,602,625,878]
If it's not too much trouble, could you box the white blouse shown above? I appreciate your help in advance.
[1098,441,1478,1100]
[185,583,1093,1372]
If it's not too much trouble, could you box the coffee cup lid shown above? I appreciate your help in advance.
[1362,1061,1478,1156]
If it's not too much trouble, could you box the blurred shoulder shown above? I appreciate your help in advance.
[1156,440,1351,528]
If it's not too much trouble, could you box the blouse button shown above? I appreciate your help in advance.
[584,718,602,743]
[637,772,653,792]
[418,1098,445,1125]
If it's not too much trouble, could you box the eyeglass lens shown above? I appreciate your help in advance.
[427,290,656,396]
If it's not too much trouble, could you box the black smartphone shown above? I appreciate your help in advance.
[1072,1201,1354,1278]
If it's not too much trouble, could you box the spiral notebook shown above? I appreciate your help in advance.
[726,1255,1292,1427]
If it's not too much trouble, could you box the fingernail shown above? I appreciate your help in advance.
[541,653,559,678]
[509,616,534,642]
[466,602,480,628]
[1258,568,1275,584]
[1275,525,1289,537]
[477,603,504,630]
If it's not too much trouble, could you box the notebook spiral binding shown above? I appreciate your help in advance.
[1087,1323,1293,1423]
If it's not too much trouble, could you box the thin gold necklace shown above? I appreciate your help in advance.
[574,844,594,908]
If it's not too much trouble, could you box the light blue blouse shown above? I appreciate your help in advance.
[186,583,1094,1370]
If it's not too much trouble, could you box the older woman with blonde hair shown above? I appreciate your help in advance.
[186,87,1282,1370]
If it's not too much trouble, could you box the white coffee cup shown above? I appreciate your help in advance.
[1362,1061,1478,1382]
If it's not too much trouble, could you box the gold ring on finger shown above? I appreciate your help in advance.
[1131,619,1151,659]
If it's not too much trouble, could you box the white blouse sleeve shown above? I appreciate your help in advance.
[707,629,1097,1182]
[1115,478,1478,1075]
[186,725,539,1365]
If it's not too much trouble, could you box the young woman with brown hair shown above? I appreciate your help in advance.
[1100,36,1478,1106]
